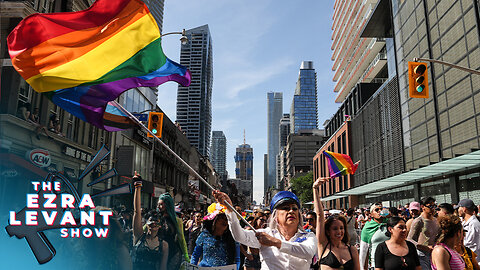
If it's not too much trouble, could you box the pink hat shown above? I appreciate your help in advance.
[409,201,421,211]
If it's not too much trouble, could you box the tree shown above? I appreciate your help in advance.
[289,172,313,204]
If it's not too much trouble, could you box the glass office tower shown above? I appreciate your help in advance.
[290,61,318,133]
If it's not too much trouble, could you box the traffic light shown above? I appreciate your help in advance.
[147,112,163,138]
[408,61,429,98]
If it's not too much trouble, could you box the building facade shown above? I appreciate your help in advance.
[286,129,326,186]
[143,0,164,32]
[176,25,213,157]
[235,143,253,181]
[318,0,480,208]
[290,61,318,133]
[234,143,253,205]
[266,92,283,193]
[211,131,227,185]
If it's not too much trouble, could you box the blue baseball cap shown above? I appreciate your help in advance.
[270,191,300,211]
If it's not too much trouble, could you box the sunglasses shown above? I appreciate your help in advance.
[425,204,437,209]
[148,222,160,227]
[374,208,382,212]
[306,218,315,222]
[278,205,299,211]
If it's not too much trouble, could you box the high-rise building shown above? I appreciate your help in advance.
[290,61,318,133]
[143,0,164,32]
[279,114,291,148]
[235,143,253,203]
[211,131,227,184]
[235,143,253,181]
[316,0,480,209]
[277,114,290,189]
[267,92,283,192]
[330,1,385,103]
[286,129,326,181]
[176,25,213,157]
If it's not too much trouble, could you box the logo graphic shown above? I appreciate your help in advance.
[28,149,51,167]
[5,145,132,264]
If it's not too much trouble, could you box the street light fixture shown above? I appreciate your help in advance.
[161,29,188,45]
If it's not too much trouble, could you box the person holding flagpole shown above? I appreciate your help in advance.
[313,177,360,270]
[213,190,317,270]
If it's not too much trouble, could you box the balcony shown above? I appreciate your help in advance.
[360,50,387,83]
[332,2,376,81]
[334,38,385,102]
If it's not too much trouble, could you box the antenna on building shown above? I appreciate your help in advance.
[244,129,246,145]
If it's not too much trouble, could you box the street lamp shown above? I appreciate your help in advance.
[161,29,188,45]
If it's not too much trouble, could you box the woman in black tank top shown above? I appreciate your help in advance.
[314,178,360,270]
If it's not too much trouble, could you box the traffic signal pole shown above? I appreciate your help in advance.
[414,57,480,76]
[111,100,257,232]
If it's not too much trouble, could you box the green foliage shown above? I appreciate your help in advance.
[289,171,313,204]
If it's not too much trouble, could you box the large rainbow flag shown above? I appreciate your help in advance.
[323,150,359,178]
[7,0,191,130]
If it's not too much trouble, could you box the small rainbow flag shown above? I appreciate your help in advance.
[7,0,191,130]
[323,151,359,178]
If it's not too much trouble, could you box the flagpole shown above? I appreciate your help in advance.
[112,101,257,232]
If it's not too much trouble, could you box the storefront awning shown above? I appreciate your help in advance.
[0,153,47,178]
[322,150,480,201]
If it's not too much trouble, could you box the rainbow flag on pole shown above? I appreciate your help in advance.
[323,151,359,178]
[7,0,191,130]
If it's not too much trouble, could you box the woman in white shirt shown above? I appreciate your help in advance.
[214,190,317,270]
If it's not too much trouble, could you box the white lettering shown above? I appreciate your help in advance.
[9,211,21,225]
[27,194,39,208]
[43,194,57,208]
[60,211,76,226]
[80,211,95,226]
[95,228,109,238]
[41,211,57,226]
[25,211,38,225]
[61,194,75,209]
[78,194,95,209]
[98,211,113,225]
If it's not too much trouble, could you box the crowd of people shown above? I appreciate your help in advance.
[111,175,480,270]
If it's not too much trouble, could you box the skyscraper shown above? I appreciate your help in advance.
[176,25,213,157]
[235,142,253,203]
[277,114,290,189]
[235,143,253,181]
[267,92,283,192]
[211,131,227,184]
[279,114,291,149]
[290,61,318,133]
[142,0,164,32]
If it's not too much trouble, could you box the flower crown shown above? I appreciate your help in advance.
[204,203,227,220]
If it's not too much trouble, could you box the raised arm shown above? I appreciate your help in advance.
[214,191,261,249]
[132,172,143,243]
[313,178,328,253]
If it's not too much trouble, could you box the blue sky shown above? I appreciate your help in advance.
[158,1,339,203]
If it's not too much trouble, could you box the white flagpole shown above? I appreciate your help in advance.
[112,101,256,232]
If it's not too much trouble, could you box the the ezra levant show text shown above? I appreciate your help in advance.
[8,180,112,239]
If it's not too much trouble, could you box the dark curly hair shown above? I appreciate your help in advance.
[437,214,463,243]
[325,214,349,244]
